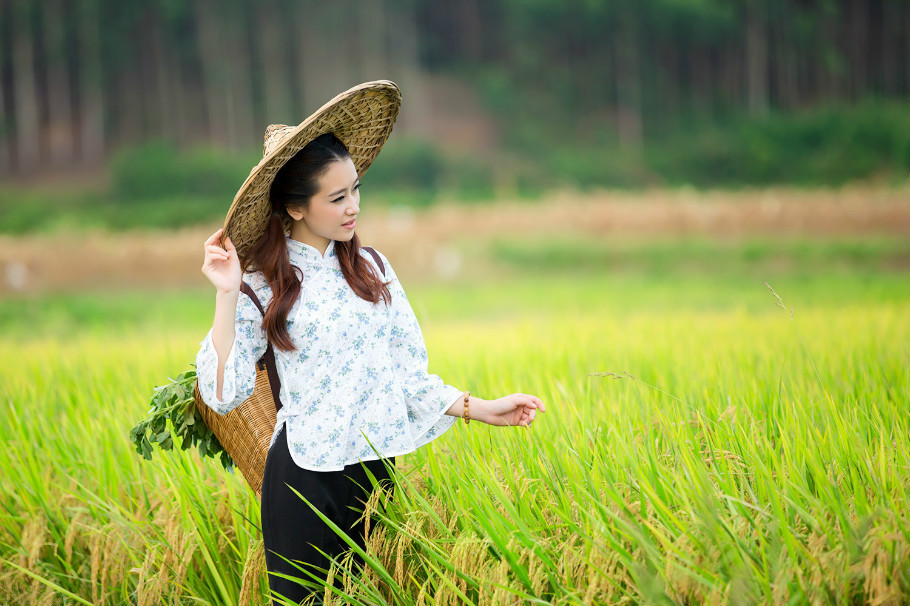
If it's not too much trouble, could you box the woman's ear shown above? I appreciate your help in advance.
[286,206,305,221]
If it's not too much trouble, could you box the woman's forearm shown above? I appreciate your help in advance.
[445,394,490,424]
[211,289,239,401]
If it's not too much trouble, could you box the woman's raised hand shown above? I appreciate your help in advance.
[201,228,241,294]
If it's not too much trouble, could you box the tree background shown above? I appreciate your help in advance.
[0,0,908,200]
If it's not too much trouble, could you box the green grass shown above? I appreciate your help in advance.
[1,255,909,604]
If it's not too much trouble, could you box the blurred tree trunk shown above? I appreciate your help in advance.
[358,0,388,81]
[659,46,680,131]
[30,2,51,162]
[0,0,16,172]
[42,0,73,165]
[614,8,643,151]
[720,37,744,114]
[293,2,321,112]
[157,10,194,146]
[149,9,174,142]
[174,10,208,147]
[244,0,266,135]
[879,0,897,95]
[122,10,151,144]
[816,11,840,101]
[458,0,483,63]
[774,1,799,109]
[745,0,769,116]
[62,0,81,161]
[278,0,302,115]
[905,2,910,93]
[688,46,712,121]
[194,0,227,146]
[195,0,256,150]
[259,0,293,124]
[847,0,868,102]
[12,0,39,170]
[387,0,428,136]
[77,0,104,165]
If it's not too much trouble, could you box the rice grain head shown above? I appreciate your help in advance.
[239,539,265,606]
[136,543,164,606]
[63,511,90,566]
[20,513,48,569]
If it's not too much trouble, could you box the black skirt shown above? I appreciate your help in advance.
[260,423,396,605]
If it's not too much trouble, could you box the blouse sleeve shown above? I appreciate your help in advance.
[195,286,268,415]
[379,252,462,444]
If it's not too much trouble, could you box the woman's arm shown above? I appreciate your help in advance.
[195,228,267,415]
[375,248,546,430]
[445,393,546,428]
[211,289,239,401]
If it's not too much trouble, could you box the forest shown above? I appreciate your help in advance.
[1,0,908,191]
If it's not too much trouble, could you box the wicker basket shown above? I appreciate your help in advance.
[193,361,277,497]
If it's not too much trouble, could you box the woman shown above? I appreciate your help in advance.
[195,82,545,605]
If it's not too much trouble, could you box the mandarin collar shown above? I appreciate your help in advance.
[286,236,337,266]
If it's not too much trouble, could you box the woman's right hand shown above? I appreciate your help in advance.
[201,228,241,294]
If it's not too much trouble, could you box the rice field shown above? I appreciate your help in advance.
[1,254,909,605]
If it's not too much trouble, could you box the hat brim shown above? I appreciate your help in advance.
[222,80,402,263]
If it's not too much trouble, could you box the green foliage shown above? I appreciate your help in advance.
[503,98,908,190]
[545,144,652,189]
[363,138,443,207]
[646,100,910,187]
[365,138,502,205]
[110,140,256,202]
[364,138,443,191]
[129,366,234,471]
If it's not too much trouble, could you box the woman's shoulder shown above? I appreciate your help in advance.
[358,246,395,279]
[239,270,273,305]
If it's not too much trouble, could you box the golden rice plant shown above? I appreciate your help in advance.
[1,270,909,604]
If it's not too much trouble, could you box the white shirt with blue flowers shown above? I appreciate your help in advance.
[195,236,463,471]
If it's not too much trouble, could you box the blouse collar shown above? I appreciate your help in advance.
[286,235,337,266]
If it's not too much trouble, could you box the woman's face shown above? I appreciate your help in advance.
[287,157,360,249]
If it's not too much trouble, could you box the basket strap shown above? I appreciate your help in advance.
[363,246,385,278]
[239,281,283,413]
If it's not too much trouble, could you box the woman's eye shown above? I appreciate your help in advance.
[333,183,360,203]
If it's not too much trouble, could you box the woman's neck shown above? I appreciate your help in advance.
[289,222,330,256]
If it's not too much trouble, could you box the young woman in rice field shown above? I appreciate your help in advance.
[195,81,545,605]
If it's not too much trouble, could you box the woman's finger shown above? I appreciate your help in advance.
[516,393,541,408]
[205,244,229,258]
[204,228,224,247]
[204,244,228,258]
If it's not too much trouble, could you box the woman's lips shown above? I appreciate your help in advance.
[342,219,356,229]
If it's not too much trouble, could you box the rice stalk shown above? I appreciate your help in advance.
[239,539,266,606]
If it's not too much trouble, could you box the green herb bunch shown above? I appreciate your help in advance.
[129,365,234,472]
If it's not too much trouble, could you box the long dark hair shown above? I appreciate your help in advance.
[244,133,391,352]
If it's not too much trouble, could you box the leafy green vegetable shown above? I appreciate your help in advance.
[129,364,234,472]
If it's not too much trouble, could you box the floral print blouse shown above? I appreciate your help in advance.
[195,236,463,471]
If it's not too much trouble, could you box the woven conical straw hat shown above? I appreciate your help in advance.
[222,80,402,263]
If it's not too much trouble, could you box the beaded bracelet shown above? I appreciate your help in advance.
[463,391,471,424]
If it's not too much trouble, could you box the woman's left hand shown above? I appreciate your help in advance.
[479,394,546,428]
